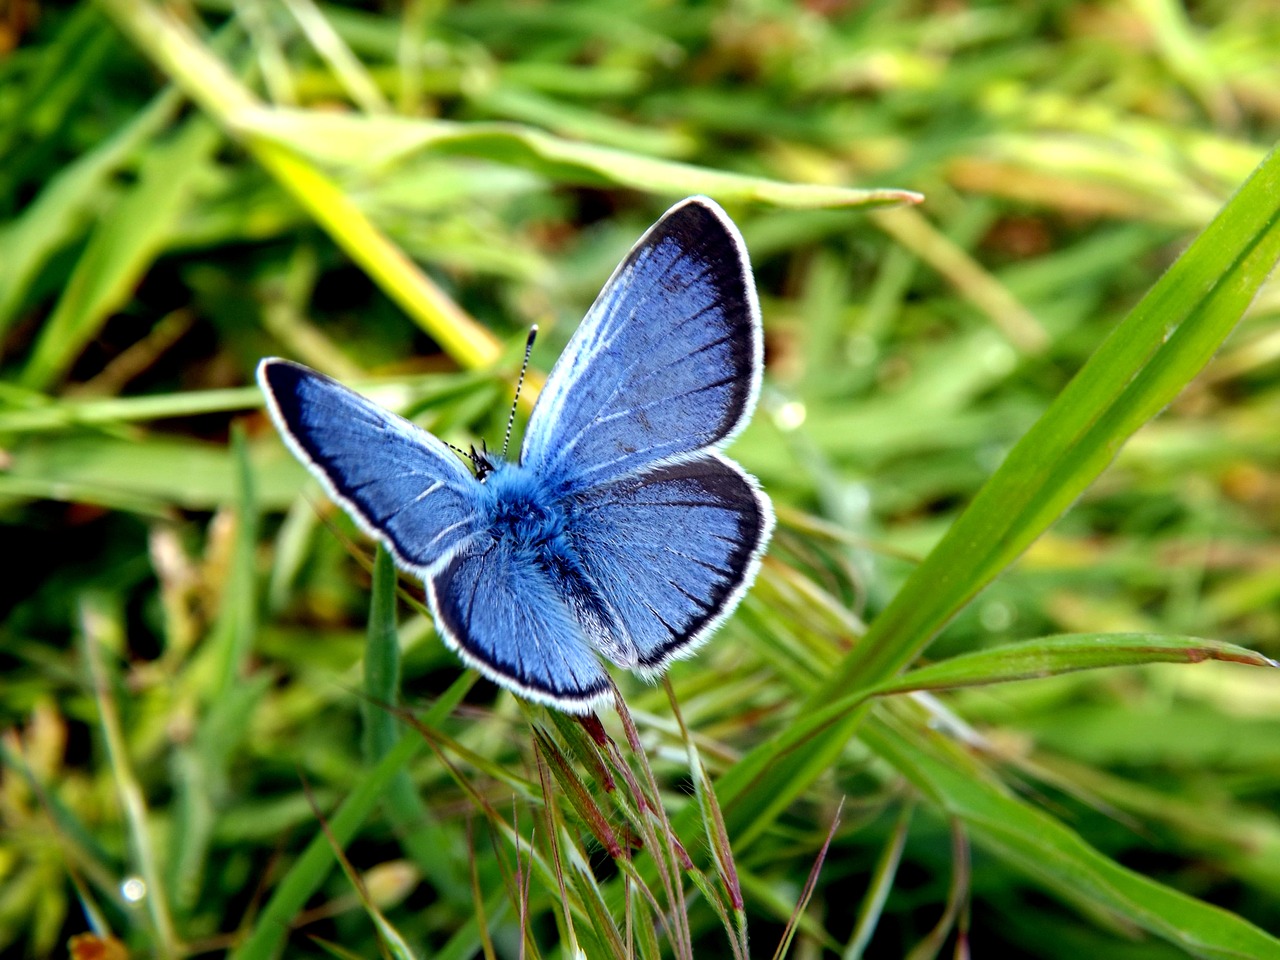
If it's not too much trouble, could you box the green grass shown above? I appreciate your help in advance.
[3,1,1280,957]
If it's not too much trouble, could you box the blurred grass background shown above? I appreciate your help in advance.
[3,0,1280,957]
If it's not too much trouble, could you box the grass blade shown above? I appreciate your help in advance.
[80,594,178,959]
[869,633,1279,696]
[19,115,220,390]
[712,141,1280,845]
[237,108,924,210]
[864,713,1280,960]
[834,142,1280,691]
[227,675,471,960]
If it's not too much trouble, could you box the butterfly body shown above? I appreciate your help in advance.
[478,460,570,552]
[259,197,773,713]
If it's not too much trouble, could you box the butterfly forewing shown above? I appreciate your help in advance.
[521,198,763,492]
[258,359,484,574]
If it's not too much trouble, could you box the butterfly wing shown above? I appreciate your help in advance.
[428,538,613,713]
[521,197,763,492]
[565,453,772,670]
[259,196,772,710]
[258,359,484,574]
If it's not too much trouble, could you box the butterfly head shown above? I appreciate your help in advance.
[470,441,501,482]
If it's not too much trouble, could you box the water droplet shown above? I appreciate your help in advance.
[774,400,807,431]
[979,599,1015,632]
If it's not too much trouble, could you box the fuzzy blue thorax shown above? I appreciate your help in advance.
[478,459,570,552]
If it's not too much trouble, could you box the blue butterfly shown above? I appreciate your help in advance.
[258,197,774,714]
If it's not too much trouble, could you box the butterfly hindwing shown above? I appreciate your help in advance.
[521,197,763,492]
[428,538,613,713]
[566,453,773,670]
[258,359,484,573]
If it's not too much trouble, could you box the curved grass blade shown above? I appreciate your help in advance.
[869,633,1279,697]
[235,108,924,210]
[864,714,1280,960]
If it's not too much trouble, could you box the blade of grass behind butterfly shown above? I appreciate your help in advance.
[228,673,472,960]
[238,108,923,211]
[432,886,527,960]
[712,140,1280,847]
[300,777,420,960]
[168,427,272,918]
[95,0,501,371]
[0,13,245,344]
[0,4,108,186]
[843,800,914,960]
[362,546,468,903]
[0,82,182,335]
[0,734,119,902]
[18,112,221,390]
[80,592,178,958]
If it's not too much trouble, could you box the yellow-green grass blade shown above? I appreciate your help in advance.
[236,108,923,211]
[19,116,221,391]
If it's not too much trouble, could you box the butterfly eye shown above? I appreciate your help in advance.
[470,445,495,482]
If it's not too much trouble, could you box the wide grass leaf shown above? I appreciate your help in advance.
[2,435,308,512]
[864,714,1280,960]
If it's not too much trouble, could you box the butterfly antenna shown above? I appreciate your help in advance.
[502,326,538,460]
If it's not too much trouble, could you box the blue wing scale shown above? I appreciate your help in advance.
[429,540,613,712]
